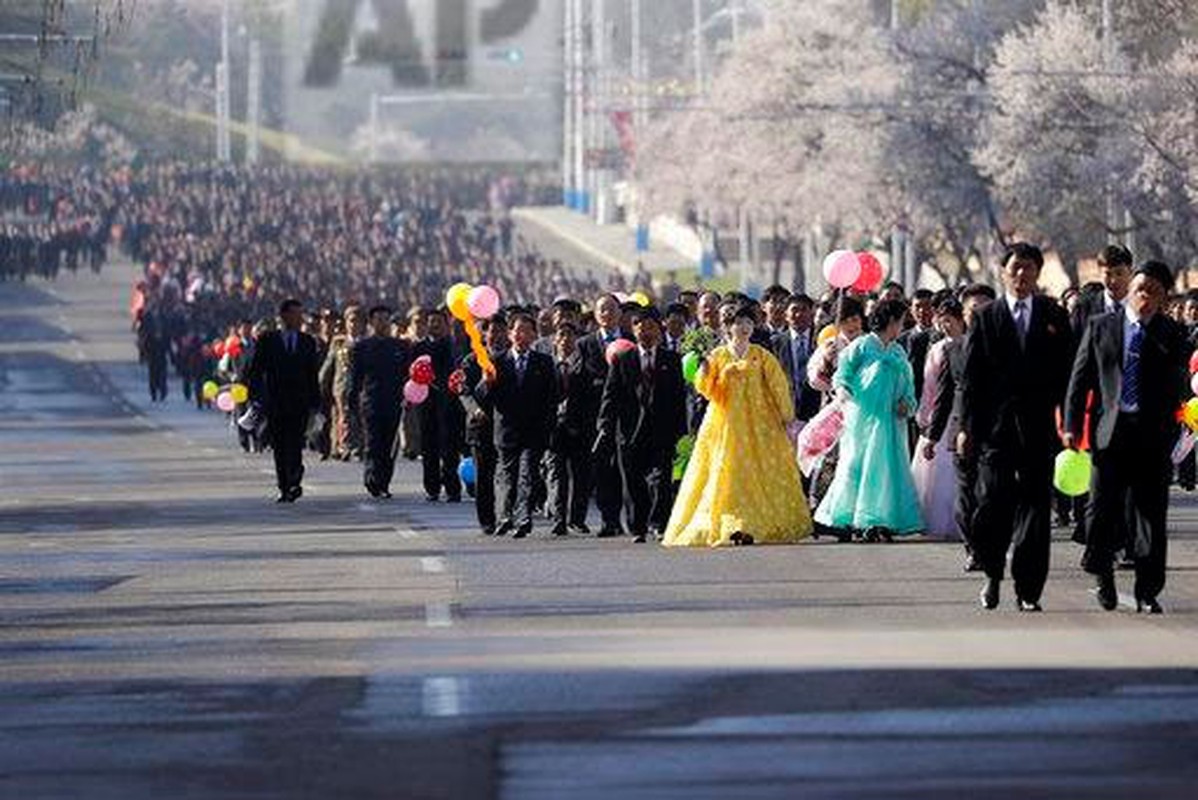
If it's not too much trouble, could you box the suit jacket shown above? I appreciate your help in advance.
[413,335,464,438]
[960,295,1074,454]
[576,330,622,434]
[245,329,320,419]
[598,347,688,456]
[771,328,820,422]
[1069,291,1118,338]
[554,352,592,443]
[349,335,411,418]
[927,337,965,445]
[899,326,938,403]
[1065,311,1190,453]
[478,350,559,451]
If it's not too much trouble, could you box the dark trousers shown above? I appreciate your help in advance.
[148,350,168,401]
[363,411,400,494]
[271,411,307,493]
[472,438,498,531]
[548,436,592,529]
[498,445,542,531]
[1084,415,1170,601]
[973,445,1053,602]
[420,407,462,500]
[593,447,625,532]
[954,453,978,555]
[624,444,675,537]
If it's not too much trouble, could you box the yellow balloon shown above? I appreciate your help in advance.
[630,291,651,307]
[446,282,473,321]
[201,381,219,401]
[817,324,839,346]
[1184,398,1198,431]
[230,383,249,404]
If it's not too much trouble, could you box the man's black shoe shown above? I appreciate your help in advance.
[513,525,531,539]
[596,527,622,538]
[568,522,591,535]
[1016,597,1043,613]
[980,578,1000,610]
[493,521,514,537]
[1095,572,1118,611]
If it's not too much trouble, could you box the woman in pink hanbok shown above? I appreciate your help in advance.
[911,298,966,539]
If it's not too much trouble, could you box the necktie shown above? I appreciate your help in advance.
[1122,322,1143,410]
[286,331,295,353]
[1014,300,1029,345]
[516,353,527,384]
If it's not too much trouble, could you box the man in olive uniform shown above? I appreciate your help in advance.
[320,305,365,460]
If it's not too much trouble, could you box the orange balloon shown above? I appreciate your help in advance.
[817,324,839,346]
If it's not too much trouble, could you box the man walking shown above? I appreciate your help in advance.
[959,244,1074,611]
[1064,261,1190,613]
[246,299,321,503]
[597,306,688,543]
[350,305,411,499]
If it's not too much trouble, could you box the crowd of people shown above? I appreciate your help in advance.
[230,242,1194,618]
[5,161,1190,616]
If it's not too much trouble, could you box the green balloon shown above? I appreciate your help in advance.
[682,351,701,384]
[1053,450,1091,497]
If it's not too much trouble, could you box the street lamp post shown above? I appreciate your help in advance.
[216,0,231,162]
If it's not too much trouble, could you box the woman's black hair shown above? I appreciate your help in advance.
[936,298,963,320]
[836,295,865,325]
[732,303,757,324]
[868,298,908,332]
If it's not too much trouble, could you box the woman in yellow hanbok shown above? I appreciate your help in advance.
[664,306,814,547]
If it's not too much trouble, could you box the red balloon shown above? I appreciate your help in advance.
[212,339,226,358]
[225,335,242,358]
[1189,350,1198,375]
[409,359,435,386]
[852,252,885,293]
[605,338,636,366]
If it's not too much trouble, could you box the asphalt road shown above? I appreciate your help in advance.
[2,264,1197,799]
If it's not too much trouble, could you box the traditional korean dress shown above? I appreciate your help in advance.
[815,333,924,535]
[911,336,960,539]
[664,344,814,547]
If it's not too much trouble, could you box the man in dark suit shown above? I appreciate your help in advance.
[413,308,465,503]
[1064,261,1190,614]
[478,313,559,538]
[576,294,627,536]
[771,293,820,424]
[923,286,995,571]
[1063,245,1135,533]
[349,305,411,499]
[547,322,592,537]
[245,298,321,503]
[458,314,507,535]
[959,244,1075,611]
[597,306,688,543]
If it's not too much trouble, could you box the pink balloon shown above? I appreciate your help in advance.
[216,392,236,413]
[822,250,862,289]
[404,380,430,405]
[1190,373,1198,397]
[605,338,636,366]
[467,285,501,319]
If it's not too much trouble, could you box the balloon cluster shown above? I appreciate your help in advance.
[446,282,500,379]
[405,355,434,405]
[821,250,886,293]
[203,381,249,413]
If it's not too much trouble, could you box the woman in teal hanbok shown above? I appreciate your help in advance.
[814,299,925,540]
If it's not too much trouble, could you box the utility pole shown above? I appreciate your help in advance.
[692,0,704,95]
[216,0,231,162]
[572,0,586,213]
[246,35,261,165]
[562,0,574,206]
[1100,0,1125,247]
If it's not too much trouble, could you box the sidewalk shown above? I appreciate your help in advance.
[513,206,696,277]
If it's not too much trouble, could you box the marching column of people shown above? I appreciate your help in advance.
[142,240,1192,615]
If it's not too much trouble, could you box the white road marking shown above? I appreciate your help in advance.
[420,556,445,574]
[421,677,461,717]
[396,527,418,540]
[425,602,453,628]
[356,503,378,513]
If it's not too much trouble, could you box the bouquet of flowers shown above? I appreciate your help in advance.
[680,326,721,359]
[796,399,845,477]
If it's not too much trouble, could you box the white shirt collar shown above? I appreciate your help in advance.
[1005,293,1031,314]
[1106,291,1125,312]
